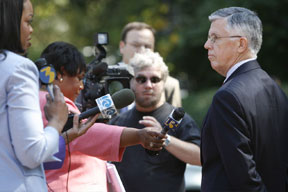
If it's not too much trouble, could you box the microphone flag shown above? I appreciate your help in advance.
[39,66,56,84]
[96,94,117,119]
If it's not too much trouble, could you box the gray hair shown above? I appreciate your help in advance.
[209,7,263,55]
[129,49,169,82]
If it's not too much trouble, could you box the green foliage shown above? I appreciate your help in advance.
[28,0,288,127]
[182,87,217,127]
[29,0,288,90]
[281,83,288,96]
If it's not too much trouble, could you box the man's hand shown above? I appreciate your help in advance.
[138,116,166,151]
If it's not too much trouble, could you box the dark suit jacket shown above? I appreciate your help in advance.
[201,60,288,192]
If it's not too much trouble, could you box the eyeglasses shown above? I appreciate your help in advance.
[207,35,242,44]
[126,42,153,50]
[135,75,162,84]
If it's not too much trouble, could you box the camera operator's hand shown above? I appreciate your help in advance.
[138,116,166,150]
[119,116,165,151]
[62,114,99,144]
[139,116,162,132]
[44,85,68,134]
[137,127,166,151]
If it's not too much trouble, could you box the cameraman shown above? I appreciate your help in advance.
[39,41,165,191]
[118,22,182,108]
[110,49,201,192]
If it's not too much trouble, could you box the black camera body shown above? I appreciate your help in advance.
[77,33,133,111]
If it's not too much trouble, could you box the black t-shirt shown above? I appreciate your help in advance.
[109,103,201,192]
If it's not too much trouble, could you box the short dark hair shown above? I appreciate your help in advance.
[0,0,25,55]
[40,41,86,77]
[121,22,156,42]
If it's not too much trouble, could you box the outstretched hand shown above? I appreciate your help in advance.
[62,114,99,144]
[138,116,166,151]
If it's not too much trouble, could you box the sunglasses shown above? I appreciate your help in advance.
[135,75,162,84]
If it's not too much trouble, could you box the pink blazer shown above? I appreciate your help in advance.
[39,91,125,192]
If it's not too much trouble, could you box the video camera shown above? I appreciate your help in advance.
[77,32,134,111]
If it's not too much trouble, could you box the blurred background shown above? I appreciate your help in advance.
[30,0,288,126]
[29,1,288,190]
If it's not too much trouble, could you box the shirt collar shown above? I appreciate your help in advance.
[224,57,257,83]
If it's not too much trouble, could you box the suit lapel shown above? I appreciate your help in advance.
[225,60,261,84]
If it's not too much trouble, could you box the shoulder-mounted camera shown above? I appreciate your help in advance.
[77,32,134,111]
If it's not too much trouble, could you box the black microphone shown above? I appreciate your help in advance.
[161,107,185,134]
[62,88,135,132]
[91,62,108,76]
[35,58,56,100]
[146,107,185,156]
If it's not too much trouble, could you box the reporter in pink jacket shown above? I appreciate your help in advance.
[39,41,165,192]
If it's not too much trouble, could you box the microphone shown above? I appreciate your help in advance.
[91,62,108,76]
[62,88,135,132]
[161,107,185,134]
[35,58,56,100]
[146,107,185,156]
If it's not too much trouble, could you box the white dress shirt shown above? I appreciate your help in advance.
[224,57,257,83]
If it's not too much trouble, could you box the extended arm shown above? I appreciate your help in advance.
[164,136,201,165]
[140,115,201,165]
[120,127,165,151]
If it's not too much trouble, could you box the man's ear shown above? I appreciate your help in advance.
[119,41,125,55]
[238,37,248,53]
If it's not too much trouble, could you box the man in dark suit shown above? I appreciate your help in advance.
[201,7,288,192]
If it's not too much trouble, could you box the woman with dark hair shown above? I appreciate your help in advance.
[0,0,69,191]
[39,41,166,192]
[0,0,27,54]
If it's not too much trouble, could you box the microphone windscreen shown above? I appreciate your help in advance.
[172,107,185,121]
[62,89,134,133]
[112,88,135,109]
[35,58,47,69]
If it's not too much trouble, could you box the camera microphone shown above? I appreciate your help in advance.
[146,107,185,156]
[62,88,135,132]
[91,62,108,76]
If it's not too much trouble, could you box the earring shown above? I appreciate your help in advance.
[60,77,63,82]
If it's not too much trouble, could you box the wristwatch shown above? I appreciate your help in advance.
[164,134,171,147]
